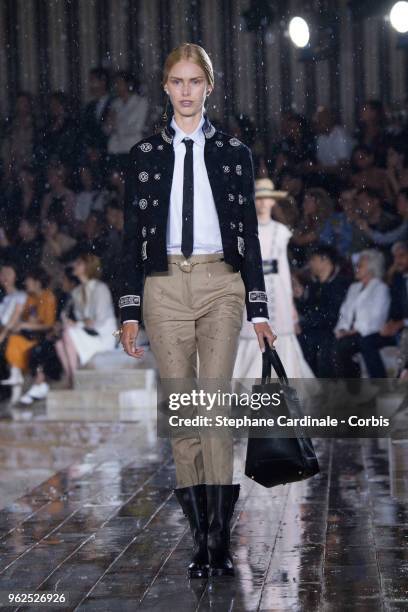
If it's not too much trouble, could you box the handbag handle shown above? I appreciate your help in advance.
[261,343,289,386]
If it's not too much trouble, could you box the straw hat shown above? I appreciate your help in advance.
[255,178,288,200]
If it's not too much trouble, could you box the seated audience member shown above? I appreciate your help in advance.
[386,140,408,198]
[36,91,79,169]
[273,111,316,170]
[74,165,106,227]
[0,165,41,234]
[277,167,305,207]
[104,71,148,165]
[334,250,390,379]
[351,144,392,200]
[75,211,107,257]
[81,67,113,154]
[320,186,370,256]
[377,242,408,373]
[291,188,333,266]
[41,162,76,232]
[356,187,399,234]
[295,244,350,377]
[40,216,77,291]
[15,216,44,278]
[0,263,27,343]
[359,188,408,246]
[313,106,355,172]
[55,253,116,388]
[18,270,79,404]
[357,100,389,167]
[1,268,56,404]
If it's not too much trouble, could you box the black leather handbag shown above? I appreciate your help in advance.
[244,344,320,488]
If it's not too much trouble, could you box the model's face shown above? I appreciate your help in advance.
[255,197,275,216]
[165,60,211,118]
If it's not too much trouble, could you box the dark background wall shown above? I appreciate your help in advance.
[1,0,407,136]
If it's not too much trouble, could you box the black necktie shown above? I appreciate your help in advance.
[182,137,194,258]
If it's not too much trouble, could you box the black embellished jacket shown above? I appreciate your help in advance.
[119,113,269,324]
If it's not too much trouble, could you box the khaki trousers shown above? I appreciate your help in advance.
[143,254,245,487]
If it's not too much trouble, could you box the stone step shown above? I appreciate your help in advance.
[82,346,156,371]
[46,387,157,421]
[73,368,156,391]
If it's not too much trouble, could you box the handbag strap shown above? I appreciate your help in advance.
[262,343,289,386]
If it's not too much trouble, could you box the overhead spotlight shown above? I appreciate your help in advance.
[288,17,310,48]
[390,1,408,33]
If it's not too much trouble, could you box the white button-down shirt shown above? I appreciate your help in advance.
[166,114,223,254]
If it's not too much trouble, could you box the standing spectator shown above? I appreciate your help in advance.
[105,72,148,164]
[82,67,113,152]
[334,250,390,379]
[295,245,350,377]
[41,162,76,231]
[55,253,116,387]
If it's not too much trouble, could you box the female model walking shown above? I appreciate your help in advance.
[119,43,276,579]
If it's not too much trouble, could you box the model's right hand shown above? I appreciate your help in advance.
[121,322,145,359]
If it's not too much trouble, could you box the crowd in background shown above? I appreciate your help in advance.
[1,65,408,406]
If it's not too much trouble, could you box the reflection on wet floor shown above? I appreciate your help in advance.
[0,433,407,611]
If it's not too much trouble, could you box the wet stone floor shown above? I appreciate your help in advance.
[0,435,407,611]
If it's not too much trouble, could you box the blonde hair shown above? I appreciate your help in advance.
[77,253,102,280]
[162,43,214,89]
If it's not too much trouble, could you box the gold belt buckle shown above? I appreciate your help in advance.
[179,259,193,272]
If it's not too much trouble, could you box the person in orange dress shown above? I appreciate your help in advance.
[1,267,56,404]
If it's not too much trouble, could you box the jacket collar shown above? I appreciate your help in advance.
[161,109,216,144]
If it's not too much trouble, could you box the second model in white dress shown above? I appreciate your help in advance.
[233,219,315,379]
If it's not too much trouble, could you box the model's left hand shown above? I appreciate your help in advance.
[253,322,277,353]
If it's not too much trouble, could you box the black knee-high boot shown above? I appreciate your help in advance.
[174,484,209,579]
[206,484,240,577]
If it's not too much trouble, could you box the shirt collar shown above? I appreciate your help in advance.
[171,114,205,148]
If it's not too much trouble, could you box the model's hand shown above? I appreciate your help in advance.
[254,322,277,353]
[121,322,145,359]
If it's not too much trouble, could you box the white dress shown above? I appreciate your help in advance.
[67,279,117,366]
[233,220,315,380]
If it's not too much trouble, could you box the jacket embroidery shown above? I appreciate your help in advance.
[249,290,268,303]
[229,137,241,147]
[119,295,140,308]
[139,143,152,152]
[139,199,148,209]
[237,236,245,256]
[141,241,147,260]
[139,171,149,182]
